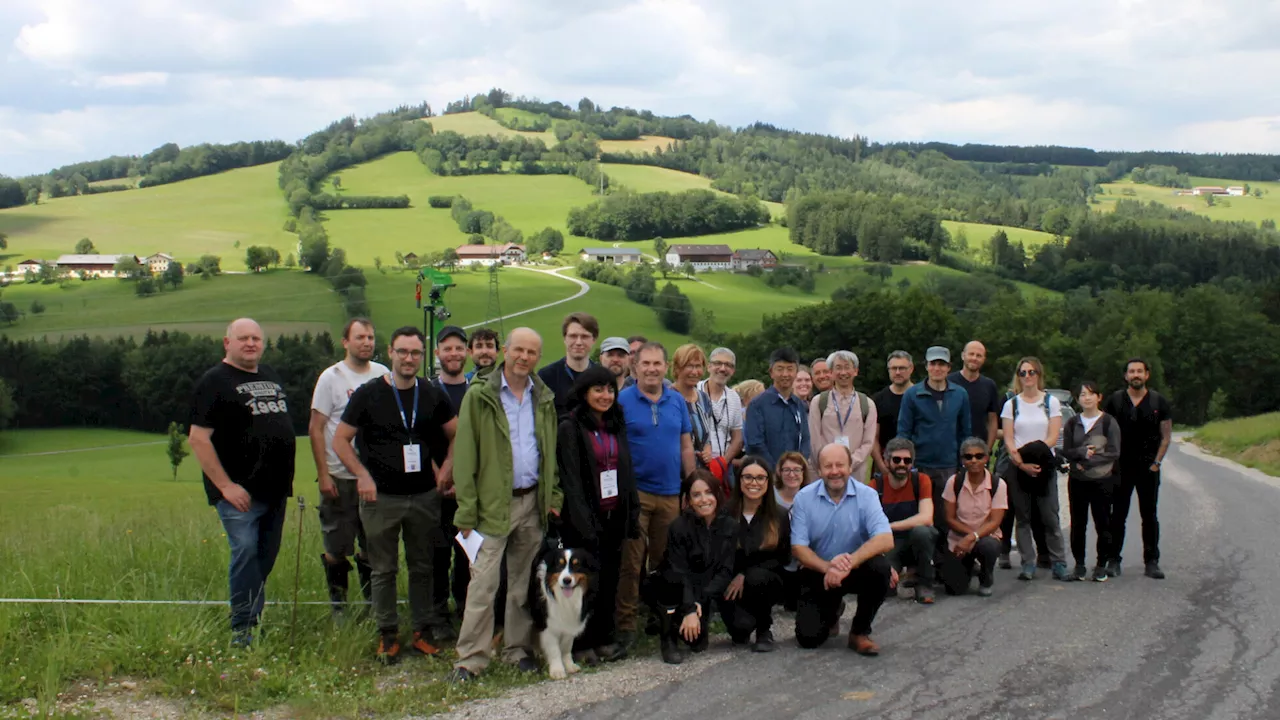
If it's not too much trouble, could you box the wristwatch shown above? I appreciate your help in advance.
[973,531,980,542]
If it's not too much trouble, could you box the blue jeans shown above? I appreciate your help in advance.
[217,498,288,633]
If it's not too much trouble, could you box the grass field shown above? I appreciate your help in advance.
[1096,177,1280,226]
[0,428,558,717]
[426,111,557,146]
[0,163,295,271]
[1191,413,1280,477]
[0,271,346,341]
[941,220,1057,257]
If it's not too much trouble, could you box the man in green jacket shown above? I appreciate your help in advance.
[449,327,563,682]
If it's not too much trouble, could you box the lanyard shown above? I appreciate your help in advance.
[390,377,419,432]
[592,431,616,468]
[831,392,855,432]
[789,397,804,446]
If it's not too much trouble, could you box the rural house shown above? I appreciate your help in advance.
[402,252,419,266]
[454,243,526,267]
[732,248,778,271]
[1227,186,1247,196]
[16,259,46,275]
[1191,186,1227,196]
[55,254,138,278]
[664,244,733,272]
[579,247,642,264]
[146,253,175,273]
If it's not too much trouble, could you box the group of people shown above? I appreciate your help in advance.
[189,313,1172,680]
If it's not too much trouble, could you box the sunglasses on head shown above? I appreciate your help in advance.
[1018,369,1039,377]
[889,456,912,465]
[962,452,987,460]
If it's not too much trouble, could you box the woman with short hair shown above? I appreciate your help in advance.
[1061,380,1121,582]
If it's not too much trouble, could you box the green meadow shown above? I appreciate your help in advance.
[1192,412,1280,477]
[1097,177,1280,226]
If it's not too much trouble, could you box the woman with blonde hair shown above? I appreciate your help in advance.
[999,356,1068,582]
[734,379,766,409]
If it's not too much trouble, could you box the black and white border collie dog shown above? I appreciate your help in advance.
[529,541,598,679]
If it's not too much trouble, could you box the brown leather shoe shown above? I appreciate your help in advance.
[848,633,880,656]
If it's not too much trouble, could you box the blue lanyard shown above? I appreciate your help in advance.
[593,431,616,467]
[831,392,855,432]
[391,378,419,432]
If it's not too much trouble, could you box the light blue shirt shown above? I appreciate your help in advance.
[501,372,540,490]
[790,478,891,561]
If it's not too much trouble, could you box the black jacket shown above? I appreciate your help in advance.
[734,507,792,576]
[1060,413,1121,481]
[538,358,598,420]
[659,510,738,616]
[556,405,640,549]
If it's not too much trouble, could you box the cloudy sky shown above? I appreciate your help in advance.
[3,0,1280,176]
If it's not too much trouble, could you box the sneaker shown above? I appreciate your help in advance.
[1018,564,1035,581]
[447,666,476,684]
[409,630,441,657]
[1052,562,1071,581]
[998,553,1013,570]
[1071,564,1088,582]
[1144,562,1166,579]
[1106,559,1123,577]
[977,583,994,597]
[914,585,935,605]
[1090,565,1110,582]
[376,632,401,665]
[751,628,775,653]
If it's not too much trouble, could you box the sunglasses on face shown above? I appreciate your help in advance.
[1018,369,1039,377]
[889,457,912,465]
[962,453,988,461]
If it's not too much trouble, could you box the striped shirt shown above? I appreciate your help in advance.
[697,380,743,459]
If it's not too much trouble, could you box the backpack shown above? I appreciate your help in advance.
[948,471,1001,504]
[872,469,921,503]
[817,390,870,424]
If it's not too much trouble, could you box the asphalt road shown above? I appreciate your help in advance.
[559,440,1280,720]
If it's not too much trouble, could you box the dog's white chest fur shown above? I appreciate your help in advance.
[536,550,591,680]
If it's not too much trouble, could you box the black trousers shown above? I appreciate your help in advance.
[795,556,891,648]
[577,508,627,650]
[643,569,710,651]
[719,566,783,642]
[432,495,470,622]
[1068,477,1114,566]
[780,567,800,611]
[1111,465,1160,564]
[940,536,1000,594]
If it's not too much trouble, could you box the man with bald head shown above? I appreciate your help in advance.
[949,341,1000,451]
[189,318,297,645]
[450,327,564,683]
[790,443,894,655]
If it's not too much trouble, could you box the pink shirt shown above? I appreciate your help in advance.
[808,389,878,482]
[940,470,1009,551]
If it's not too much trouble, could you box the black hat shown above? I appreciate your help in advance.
[437,325,467,344]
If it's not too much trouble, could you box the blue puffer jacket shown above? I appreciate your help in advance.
[896,381,972,468]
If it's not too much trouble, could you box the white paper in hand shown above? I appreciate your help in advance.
[455,530,485,565]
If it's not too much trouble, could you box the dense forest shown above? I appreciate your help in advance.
[566,190,769,240]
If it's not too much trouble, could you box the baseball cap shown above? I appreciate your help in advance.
[925,346,951,364]
[600,336,630,353]
[437,325,467,345]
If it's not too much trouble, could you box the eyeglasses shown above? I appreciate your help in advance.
[1018,369,1039,378]
[392,348,425,359]
[710,360,735,369]
[889,457,912,465]
[962,453,988,461]
[740,473,769,483]
[779,467,804,475]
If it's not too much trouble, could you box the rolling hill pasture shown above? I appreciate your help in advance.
[1096,177,1280,226]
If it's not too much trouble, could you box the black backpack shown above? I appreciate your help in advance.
[948,471,1001,504]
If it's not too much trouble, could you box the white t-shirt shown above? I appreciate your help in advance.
[1080,414,1101,433]
[696,380,743,459]
[1000,393,1062,450]
[310,360,390,478]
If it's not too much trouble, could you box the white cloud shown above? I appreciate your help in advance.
[4,0,1280,175]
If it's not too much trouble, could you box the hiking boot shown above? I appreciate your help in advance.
[409,630,440,657]
[976,583,994,597]
[1091,565,1110,582]
[376,632,401,665]
[848,633,880,656]
[1106,559,1123,577]
[1070,564,1088,582]
[1052,562,1071,581]
[1144,562,1166,579]
[1018,564,1035,581]
[914,585,935,605]
[658,608,685,665]
[998,553,1013,570]
[752,628,775,653]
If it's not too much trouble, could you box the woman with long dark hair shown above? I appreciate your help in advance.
[556,365,640,664]
[721,455,791,652]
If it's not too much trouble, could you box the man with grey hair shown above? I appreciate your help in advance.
[189,318,296,645]
[809,350,877,483]
[696,346,744,464]
[874,437,938,603]
[872,351,914,478]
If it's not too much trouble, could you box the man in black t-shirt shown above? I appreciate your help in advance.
[431,324,470,638]
[537,312,599,419]
[189,318,297,645]
[871,350,914,478]
[1103,358,1172,580]
[948,341,1000,449]
[336,326,457,665]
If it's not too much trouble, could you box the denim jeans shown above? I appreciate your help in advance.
[217,498,288,633]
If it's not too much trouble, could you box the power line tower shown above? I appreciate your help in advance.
[485,264,504,340]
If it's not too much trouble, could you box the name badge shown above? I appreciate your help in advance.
[835,436,851,448]
[600,469,619,499]
[403,444,422,473]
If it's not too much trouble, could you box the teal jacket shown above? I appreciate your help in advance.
[453,364,562,537]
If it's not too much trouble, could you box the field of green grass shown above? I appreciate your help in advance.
[1097,176,1280,226]
[0,428,558,717]
[600,164,786,219]
[1192,413,1280,477]
[0,163,295,271]
[941,220,1056,256]
[426,111,557,146]
[0,271,345,341]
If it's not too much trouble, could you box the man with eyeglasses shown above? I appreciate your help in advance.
[696,347,745,467]
[309,317,389,621]
[874,438,938,604]
[538,312,599,419]
[334,326,458,664]
[616,341,696,649]
[872,351,915,479]
[897,346,972,540]
[940,438,1007,597]
[745,347,812,471]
